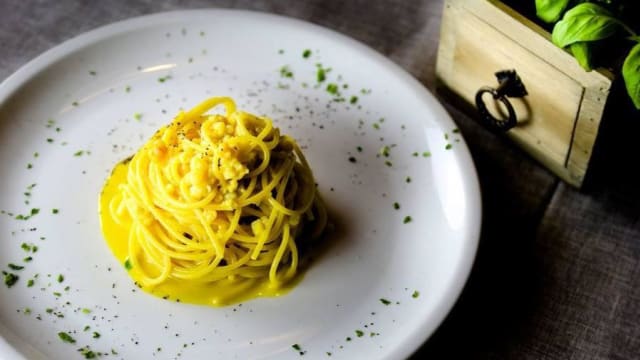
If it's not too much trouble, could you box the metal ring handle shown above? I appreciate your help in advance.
[474,70,528,133]
[475,87,517,132]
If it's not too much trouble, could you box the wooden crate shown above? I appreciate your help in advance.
[436,0,613,187]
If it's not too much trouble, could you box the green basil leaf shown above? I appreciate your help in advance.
[622,43,640,109]
[552,3,619,48]
[536,0,570,23]
[570,42,593,71]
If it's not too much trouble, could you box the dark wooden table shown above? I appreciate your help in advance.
[2,1,638,358]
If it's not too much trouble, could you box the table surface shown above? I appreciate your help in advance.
[1,1,639,359]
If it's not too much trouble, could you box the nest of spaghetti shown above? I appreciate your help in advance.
[108,97,327,294]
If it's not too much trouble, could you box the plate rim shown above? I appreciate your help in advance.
[0,8,482,360]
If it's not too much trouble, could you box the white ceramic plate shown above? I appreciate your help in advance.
[0,10,481,360]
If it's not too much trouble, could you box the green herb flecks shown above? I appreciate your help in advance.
[279,66,294,79]
[355,330,364,337]
[124,259,133,271]
[316,66,327,83]
[8,264,24,271]
[134,112,142,121]
[422,151,431,157]
[412,290,420,298]
[57,274,64,283]
[291,343,305,355]
[350,96,358,104]
[302,49,312,58]
[57,332,76,344]
[15,208,40,221]
[78,346,96,359]
[445,144,453,150]
[92,331,101,339]
[3,272,19,288]
[403,216,412,224]
[380,298,391,305]
[393,202,400,210]
[158,75,171,83]
[326,83,339,95]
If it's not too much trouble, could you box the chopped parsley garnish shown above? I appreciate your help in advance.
[84,326,91,331]
[8,264,24,271]
[57,332,76,344]
[74,150,84,157]
[350,96,358,104]
[406,176,412,183]
[393,202,400,210]
[422,151,431,157]
[158,75,171,83]
[53,292,61,297]
[412,290,420,298]
[292,344,301,351]
[372,123,380,130]
[3,272,19,287]
[57,274,64,283]
[89,71,96,76]
[21,243,31,251]
[27,279,34,287]
[79,347,96,359]
[92,331,101,339]
[412,152,419,157]
[72,101,79,107]
[82,308,91,314]
[346,337,352,341]
[34,152,39,158]
[26,163,33,170]
[380,146,390,157]
[302,49,312,58]
[125,85,131,93]
[384,160,392,167]
[403,216,412,224]
[316,67,327,82]
[124,259,133,271]
[52,209,59,214]
[279,66,294,78]
[452,128,460,133]
[326,83,339,95]
[356,146,363,152]
[134,112,142,121]
[355,330,364,337]
[445,144,453,150]
[380,298,391,305]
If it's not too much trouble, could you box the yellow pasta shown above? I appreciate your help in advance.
[99,97,327,306]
